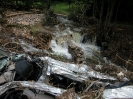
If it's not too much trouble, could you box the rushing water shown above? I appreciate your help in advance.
[18,16,105,63]
[50,16,103,63]
[1,14,132,99]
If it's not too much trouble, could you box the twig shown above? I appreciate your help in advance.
[84,81,95,92]
[81,95,91,99]
[116,53,133,66]
[95,88,104,99]
[67,83,76,89]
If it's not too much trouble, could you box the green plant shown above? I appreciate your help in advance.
[42,9,57,26]
[29,24,44,35]
[52,3,70,15]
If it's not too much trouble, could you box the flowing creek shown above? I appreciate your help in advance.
[50,16,103,63]
[1,14,133,99]
[18,16,126,82]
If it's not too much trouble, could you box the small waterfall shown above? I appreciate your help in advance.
[50,16,103,63]
[50,40,72,59]
[72,32,82,44]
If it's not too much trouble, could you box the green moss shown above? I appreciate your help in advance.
[29,24,43,34]
[52,3,70,15]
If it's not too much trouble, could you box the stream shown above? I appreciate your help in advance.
[19,15,105,64]
[19,15,126,83]
[50,16,101,61]
[1,14,133,99]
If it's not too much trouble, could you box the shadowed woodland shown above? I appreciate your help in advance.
[1,0,132,71]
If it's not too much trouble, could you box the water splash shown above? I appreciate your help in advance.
[50,16,103,63]
[50,40,72,59]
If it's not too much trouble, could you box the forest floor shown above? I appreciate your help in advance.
[103,24,133,72]
[1,9,133,99]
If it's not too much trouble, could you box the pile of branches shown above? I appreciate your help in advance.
[31,32,52,50]
[0,26,52,53]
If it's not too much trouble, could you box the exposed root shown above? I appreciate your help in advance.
[3,42,23,52]
[116,53,133,67]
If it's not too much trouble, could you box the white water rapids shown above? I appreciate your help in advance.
[19,16,108,64]
[50,16,104,63]
[17,15,113,65]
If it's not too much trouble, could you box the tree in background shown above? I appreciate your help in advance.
[68,0,94,25]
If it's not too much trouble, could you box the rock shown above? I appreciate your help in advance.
[68,40,84,64]
[81,33,89,43]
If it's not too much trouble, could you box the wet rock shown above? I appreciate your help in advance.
[68,40,84,64]
[58,24,66,31]
[81,33,89,43]
[80,28,95,44]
